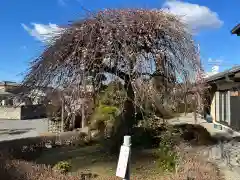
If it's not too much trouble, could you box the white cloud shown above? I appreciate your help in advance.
[204,58,223,78]
[21,23,63,43]
[204,65,219,78]
[163,0,223,33]
[208,58,223,64]
[23,2,223,43]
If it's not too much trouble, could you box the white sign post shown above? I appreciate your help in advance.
[116,136,131,180]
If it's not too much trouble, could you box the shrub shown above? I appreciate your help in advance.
[96,105,119,119]
[160,125,183,147]
[90,105,119,131]
[132,127,160,148]
[156,127,180,172]
[90,81,124,128]
[100,105,119,115]
[98,81,126,107]
[53,161,72,174]
[137,116,163,130]
[157,148,178,172]
[156,145,179,172]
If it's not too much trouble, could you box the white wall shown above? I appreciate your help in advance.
[0,107,21,119]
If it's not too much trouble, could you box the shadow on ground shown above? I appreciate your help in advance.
[34,144,159,176]
[171,123,240,146]
[0,123,226,163]
[166,123,217,146]
[0,123,231,180]
[0,128,34,135]
[1,123,239,162]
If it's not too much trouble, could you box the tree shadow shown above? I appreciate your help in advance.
[170,123,218,146]
[35,145,115,167]
[170,123,240,147]
[0,128,34,133]
[8,129,35,135]
[212,132,240,143]
[0,131,94,162]
[34,144,158,175]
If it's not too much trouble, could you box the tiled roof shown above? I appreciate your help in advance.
[0,81,20,86]
[205,65,240,82]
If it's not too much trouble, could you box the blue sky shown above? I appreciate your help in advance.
[0,0,240,82]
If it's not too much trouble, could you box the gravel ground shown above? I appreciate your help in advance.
[169,114,240,180]
[196,141,240,180]
[0,119,48,141]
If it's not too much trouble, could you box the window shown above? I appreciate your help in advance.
[218,91,229,125]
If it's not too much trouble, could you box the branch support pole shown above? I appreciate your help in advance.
[61,99,64,132]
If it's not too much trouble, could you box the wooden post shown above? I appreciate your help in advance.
[81,99,85,128]
[193,94,197,124]
[61,99,64,132]
[72,113,76,130]
[184,93,187,116]
[81,63,86,128]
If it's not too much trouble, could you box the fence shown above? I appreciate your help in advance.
[48,120,62,133]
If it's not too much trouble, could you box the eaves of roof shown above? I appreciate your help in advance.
[205,65,240,83]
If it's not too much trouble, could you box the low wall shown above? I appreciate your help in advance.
[0,105,47,120]
[21,105,46,119]
[0,107,21,119]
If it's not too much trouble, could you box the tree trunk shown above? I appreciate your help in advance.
[108,79,135,153]
[193,95,197,124]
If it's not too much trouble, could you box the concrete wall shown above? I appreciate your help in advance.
[21,105,46,120]
[0,107,21,119]
[0,105,47,120]
[0,84,19,92]
[0,85,6,91]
